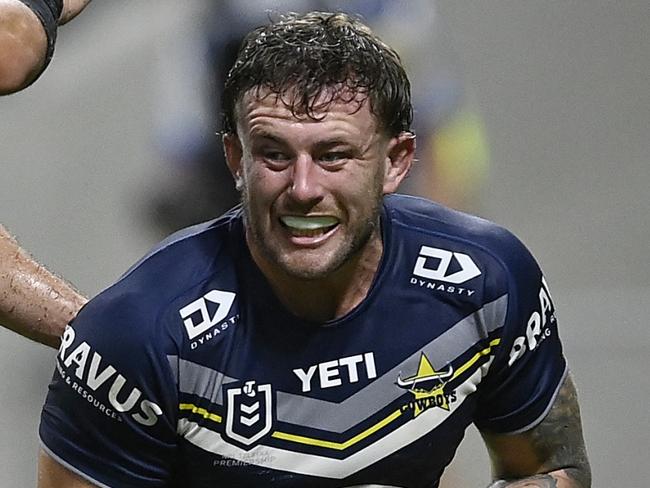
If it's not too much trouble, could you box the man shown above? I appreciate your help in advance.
[38,12,590,487]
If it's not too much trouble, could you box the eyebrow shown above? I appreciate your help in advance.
[250,131,285,144]
[313,140,355,154]
[250,131,354,151]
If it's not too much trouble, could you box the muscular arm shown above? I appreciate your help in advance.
[0,224,86,347]
[482,374,591,487]
[0,0,90,94]
[38,450,96,488]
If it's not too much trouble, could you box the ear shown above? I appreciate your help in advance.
[382,132,416,194]
[222,133,244,190]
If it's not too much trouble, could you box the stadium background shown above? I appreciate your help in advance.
[1,1,648,485]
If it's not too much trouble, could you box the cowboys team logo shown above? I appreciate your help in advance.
[224,380,274,449]
[396,353,457,418]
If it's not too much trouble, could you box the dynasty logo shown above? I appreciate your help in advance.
[410,245,481,297]
[396,353,457,417]
[179,289,238,349]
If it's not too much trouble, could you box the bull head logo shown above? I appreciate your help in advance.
[396,358,453,394]
[396,353,455,417]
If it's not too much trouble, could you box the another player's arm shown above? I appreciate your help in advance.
[0,0,91,94]
[482,374,591,487]
[0,224,86,347]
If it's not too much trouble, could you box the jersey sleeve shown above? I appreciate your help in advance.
[39,288,179,487]
[474,232,567,434]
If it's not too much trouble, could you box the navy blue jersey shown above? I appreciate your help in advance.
[40,195,566,487]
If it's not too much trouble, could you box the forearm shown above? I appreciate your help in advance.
[0,225,86,347]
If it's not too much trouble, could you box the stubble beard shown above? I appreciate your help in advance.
[241,187,384,282]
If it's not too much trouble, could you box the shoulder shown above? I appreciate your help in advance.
[385,195,523,253]
[120,208,243,291]
[384,194,539,281]
[74,209,244,348]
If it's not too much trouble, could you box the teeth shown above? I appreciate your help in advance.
[280,216,339,230]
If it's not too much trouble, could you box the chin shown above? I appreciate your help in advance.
[276,246,353,280]
[278,258,338,281]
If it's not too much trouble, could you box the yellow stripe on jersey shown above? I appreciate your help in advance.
[271,408,402,450]
[452,338,501,379]
[179,403,223,423]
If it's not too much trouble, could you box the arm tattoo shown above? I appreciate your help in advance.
[484,374,591,487]
[521,375,591,486]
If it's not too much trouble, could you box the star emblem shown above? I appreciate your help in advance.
[396,353,454,416]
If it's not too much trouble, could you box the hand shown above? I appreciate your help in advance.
[59,0,91,25]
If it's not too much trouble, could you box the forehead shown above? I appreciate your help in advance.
[234,87,380,138]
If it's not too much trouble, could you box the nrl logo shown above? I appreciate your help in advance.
[396,353,457,417]
[224,380,273,449]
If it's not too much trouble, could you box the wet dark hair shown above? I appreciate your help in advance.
[222,11,413,136]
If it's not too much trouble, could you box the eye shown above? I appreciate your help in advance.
[264,151,290,162]
[260,150,293,170]
[319,152,348,165]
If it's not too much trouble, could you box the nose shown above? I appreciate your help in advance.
[287,154,324,204]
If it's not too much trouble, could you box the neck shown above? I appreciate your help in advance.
[251,230,384,323]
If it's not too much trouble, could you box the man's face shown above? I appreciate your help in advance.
[224,89,413,281]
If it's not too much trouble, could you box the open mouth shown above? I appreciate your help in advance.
[280,215,340,237]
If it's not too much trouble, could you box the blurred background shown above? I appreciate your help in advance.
[1,0,648,485]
